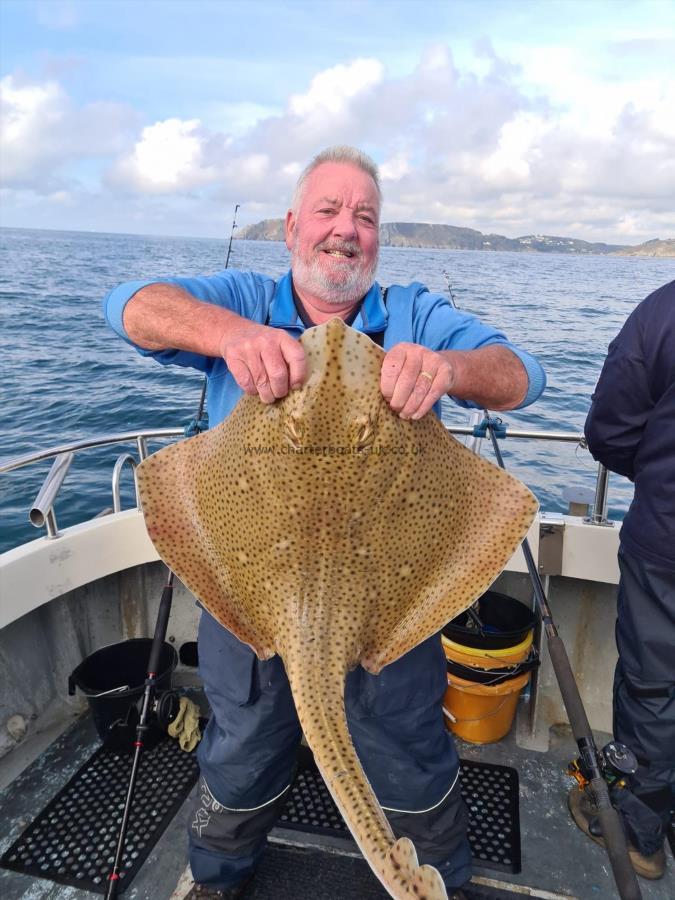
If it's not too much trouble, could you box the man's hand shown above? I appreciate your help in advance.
[381,342,528,417]
[123,284,307,404]
[218,321,306,404]
[380,343,454,420]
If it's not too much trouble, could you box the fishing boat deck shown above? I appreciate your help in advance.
[0,695,672,900]
[0,454,671,900]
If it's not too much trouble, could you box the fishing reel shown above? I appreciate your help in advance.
[568,739,638,791]
[103,688,181,752]
[154,689,181,729]
[102,641,200,751]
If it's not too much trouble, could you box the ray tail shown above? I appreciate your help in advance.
[282,643,448,900]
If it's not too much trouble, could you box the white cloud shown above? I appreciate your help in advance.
[0,74,137,192]
[110,118,219,193]
[47,190,74,205]
[281,161,302,179]
[480,114,545,187]
[0,77,63,181]
[288,59,384,119]
[231,153,270,181]
[2,42,674,243]
[380,153,411,182]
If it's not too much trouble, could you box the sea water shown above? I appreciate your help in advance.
[1,226,674,554]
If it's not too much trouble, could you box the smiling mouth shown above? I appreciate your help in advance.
[320,242,360,260]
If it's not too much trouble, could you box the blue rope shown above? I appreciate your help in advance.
[184,413,209,437]
[472,416,507,439]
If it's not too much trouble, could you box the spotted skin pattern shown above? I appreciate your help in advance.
[137,319,538,900]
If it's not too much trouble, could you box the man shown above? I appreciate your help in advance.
[105,146,546,899]
[569,280,675,880]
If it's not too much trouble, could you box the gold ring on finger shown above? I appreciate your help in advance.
[420,371,434,381]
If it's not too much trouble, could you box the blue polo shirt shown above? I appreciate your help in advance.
[104,269,545,425]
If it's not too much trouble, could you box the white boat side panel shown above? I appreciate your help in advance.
[0,510,159,629]
[1,510,620,630]
[500,517,540,575]
[560,517,621,584]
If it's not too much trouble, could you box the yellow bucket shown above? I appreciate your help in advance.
[443,669,531,744]
[441,629,533,670]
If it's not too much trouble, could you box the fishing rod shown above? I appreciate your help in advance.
[105,206,241,896]
[186,201,241,436]
[104,572,176,899]
[442,270,457,308]
[442,271,641,899]
[225,203,240,269]
[105,390,211,897]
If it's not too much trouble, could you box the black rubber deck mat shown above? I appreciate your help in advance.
[244,844,528,899]
[279,747,521,874]
[0,736,199,894]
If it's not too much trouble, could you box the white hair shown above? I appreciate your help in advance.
[291,145,381,212]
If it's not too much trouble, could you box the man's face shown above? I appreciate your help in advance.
[285,161,380,306]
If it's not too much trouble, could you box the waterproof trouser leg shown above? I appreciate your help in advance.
[188,611,302,888]
[613,546,675,853]
[187,611,471,891]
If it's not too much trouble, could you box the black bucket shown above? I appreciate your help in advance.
[445,650,540,685]
[68,639,178,751]
[442,590,536,650]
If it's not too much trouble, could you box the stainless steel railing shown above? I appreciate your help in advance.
[1,424,610,540]
[0,428,180,473]
[1,429,182,541]
[112,453,139,513]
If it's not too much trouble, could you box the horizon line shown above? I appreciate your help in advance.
[3,223,673,250]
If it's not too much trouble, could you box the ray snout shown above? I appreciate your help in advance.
[303,317,384,395]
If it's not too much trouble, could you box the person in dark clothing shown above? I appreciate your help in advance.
[569,279,675,880]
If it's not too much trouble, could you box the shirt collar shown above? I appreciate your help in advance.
[268,270,388,334]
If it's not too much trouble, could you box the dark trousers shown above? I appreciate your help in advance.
[188,610,471,890]
[613,546,675,853]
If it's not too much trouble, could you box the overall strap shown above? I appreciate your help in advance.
[267,285,390,345]
[369,287,389,348]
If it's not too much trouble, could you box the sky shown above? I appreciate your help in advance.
[1,0,674,244]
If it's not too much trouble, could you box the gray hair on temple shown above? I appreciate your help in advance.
[292,146,382,211]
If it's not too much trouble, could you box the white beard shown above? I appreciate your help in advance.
[291,239,379,306]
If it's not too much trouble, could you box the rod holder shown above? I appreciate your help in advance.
[29,452,74,537]
[588,463,611,525]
